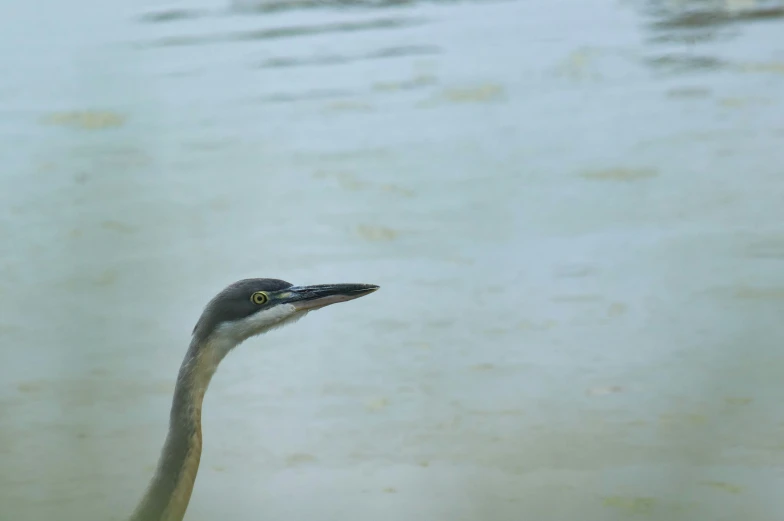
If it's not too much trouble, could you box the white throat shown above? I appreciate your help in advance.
[212,304,308,348]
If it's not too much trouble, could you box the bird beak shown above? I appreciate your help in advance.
[285,283,379,312]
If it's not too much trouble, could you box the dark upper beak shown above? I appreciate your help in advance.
[284,283,379,312]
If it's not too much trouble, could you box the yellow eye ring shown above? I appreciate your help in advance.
[250,291,268,305]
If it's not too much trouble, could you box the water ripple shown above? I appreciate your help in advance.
[137,9,207,24]
[230,0,509,14]
[650,4,784,30]
[141,17,428,48]
[259,45,440,69]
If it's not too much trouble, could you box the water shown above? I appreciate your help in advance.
[1,0,784,519]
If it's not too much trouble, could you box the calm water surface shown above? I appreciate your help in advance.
[1,0,784,520]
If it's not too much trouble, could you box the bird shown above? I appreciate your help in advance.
[127,277,379,521]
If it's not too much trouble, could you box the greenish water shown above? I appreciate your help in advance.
[1,0,784,520]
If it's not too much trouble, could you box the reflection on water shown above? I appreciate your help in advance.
[643,0,784,76]
[1,0,784,520]
[646,0,784,30]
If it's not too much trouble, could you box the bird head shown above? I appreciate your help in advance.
[192,278,379,346]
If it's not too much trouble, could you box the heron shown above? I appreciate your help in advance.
[127,278,379,521]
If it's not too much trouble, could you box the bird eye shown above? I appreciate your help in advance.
[250,291,268,305]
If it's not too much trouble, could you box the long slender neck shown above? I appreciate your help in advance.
[129,337,228,521]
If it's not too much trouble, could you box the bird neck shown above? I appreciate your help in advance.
[129,337,227,521]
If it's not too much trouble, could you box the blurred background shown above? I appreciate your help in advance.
[1,0,784,519]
